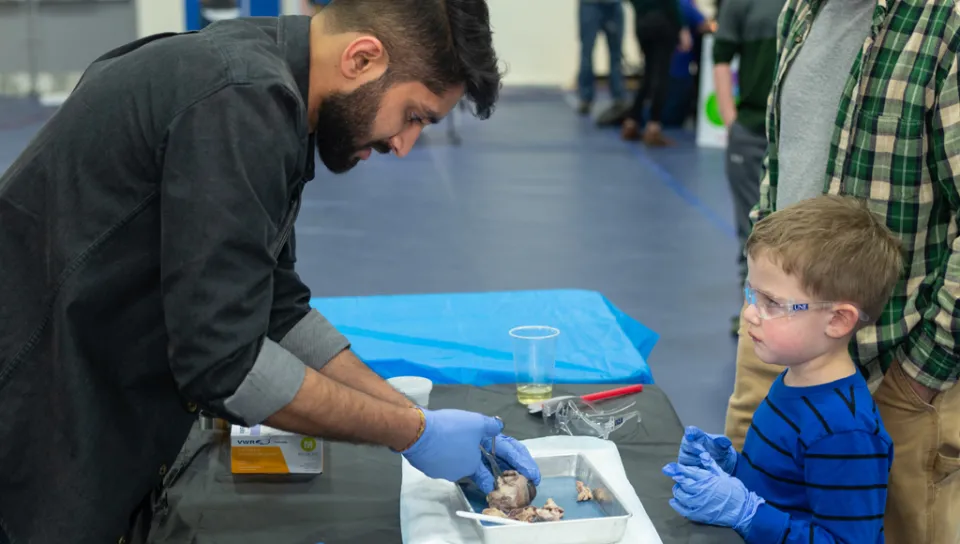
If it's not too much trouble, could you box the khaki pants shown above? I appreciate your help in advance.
[724,309,960,544]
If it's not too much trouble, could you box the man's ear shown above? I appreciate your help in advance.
[825,303,861,339]
[339,36,388,81]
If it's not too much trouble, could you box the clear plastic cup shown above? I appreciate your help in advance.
[387,376,433,407]
[509,325,560,405]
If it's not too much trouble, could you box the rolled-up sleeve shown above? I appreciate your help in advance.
[270,231,351,370]
[279,307,350,371]
[159,80,308,425]
[223,338,306,424]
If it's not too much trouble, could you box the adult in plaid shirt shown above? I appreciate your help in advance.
[723,0,960,541]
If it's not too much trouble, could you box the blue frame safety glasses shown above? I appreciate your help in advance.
[743,283,870,322]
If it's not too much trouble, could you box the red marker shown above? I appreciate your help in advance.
[580,384,645,402]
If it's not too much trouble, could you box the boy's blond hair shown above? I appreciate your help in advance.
[745,195,903,323]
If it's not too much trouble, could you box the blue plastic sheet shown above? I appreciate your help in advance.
[308,289,658,386]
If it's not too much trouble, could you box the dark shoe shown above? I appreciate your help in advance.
[577,101,592,115]
[642,128,674,147]
[621,119,641,141]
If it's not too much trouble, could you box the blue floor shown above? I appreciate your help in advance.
[0,87,740,433]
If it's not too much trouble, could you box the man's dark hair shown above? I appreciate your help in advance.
[321,0,503,119]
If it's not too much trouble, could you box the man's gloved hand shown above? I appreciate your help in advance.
[401,408,503,482]
[662,452,764,535]
[679,425,738,474]
[472,434,542,494]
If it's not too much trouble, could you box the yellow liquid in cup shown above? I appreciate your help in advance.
[516,383,553,405]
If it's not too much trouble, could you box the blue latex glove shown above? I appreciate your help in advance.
[401,408,503,482]
[662,452,764,534]
[679,425,737,474]
[473,434,542,494]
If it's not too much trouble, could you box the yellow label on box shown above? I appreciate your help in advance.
[230,424,323,474]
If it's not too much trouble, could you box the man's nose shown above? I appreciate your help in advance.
[390,125,424,158]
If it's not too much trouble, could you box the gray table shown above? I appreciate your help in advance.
[146,384,741,544]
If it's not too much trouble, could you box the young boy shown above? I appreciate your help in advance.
[662,195,902,543]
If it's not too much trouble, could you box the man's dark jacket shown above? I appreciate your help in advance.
[0,16,348,543]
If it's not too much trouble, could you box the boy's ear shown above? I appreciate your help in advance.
[825,303,861,339]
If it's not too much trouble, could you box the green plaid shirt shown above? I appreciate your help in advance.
[752,0,960,390]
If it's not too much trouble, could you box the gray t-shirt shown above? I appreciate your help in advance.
[776,0,874,210]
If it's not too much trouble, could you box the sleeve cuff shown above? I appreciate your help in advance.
[713,39,739,64]
[279,308,351,372]
[898,325,960,391]
[222,338,306,426]
[742,503,789,544]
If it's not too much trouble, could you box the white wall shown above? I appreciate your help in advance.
[0,1,137,99]
[281,0,304,15]
[136,0,184,38]
[134,0,717,88]
[484,0,641,87]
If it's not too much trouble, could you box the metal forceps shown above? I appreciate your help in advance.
[479,417,537,501]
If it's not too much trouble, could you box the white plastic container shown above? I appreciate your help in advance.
[387,376,433,407]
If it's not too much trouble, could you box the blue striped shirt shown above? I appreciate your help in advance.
[734,371,893,543]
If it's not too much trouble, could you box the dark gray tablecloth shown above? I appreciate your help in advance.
[146,384,741,544]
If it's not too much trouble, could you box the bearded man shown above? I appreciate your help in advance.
[0,2,541,543]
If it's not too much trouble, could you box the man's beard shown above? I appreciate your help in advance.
[313,75,393,174]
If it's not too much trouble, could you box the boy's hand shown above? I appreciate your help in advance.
[679,426,738,474]
[663,453,764,536]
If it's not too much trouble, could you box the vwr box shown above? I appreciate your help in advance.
[230,424,324,475]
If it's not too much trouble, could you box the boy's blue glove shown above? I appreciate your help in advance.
[662,452,764,535]
[473,434,542,494]
[401,409,503,482]
[679,425,738,474]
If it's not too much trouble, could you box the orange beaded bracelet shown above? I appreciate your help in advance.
[396,407,426,453]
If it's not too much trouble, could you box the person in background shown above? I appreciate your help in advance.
[712,0,784,336]
[725,0,960,541]
[576,0,627,115]
[621,0,692,146]
[660,0,713,127]
[666,195,901,543]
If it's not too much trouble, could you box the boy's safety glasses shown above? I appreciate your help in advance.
[744,283,870,322]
